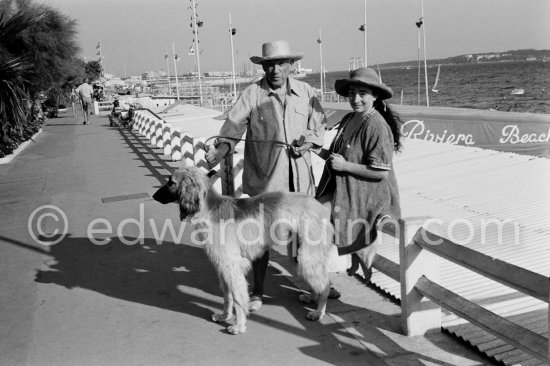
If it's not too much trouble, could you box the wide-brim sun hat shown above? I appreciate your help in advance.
[250,40,304,64]
[334,67,393,100]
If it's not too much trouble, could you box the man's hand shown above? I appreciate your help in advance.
[205,143,230,169]
[290,141,313,157]
[329,153,347,172]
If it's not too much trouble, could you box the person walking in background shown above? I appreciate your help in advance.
[316,67,402,282]
[70,87,79,118]
[75,78,93,125]
[206,40,340,312]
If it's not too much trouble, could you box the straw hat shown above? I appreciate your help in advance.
[334,68,393,100]
[250,40,304,65]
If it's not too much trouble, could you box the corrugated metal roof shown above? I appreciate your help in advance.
[368,138,549,366]
[232,125,548,364]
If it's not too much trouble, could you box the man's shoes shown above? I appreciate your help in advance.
[248,295,263,312]
[328,286,341,300]
[82,121,86,125]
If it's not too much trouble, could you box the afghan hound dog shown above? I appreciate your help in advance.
[153,166,333,335]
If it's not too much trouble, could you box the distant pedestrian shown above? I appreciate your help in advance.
[316,67,402,281]
[76,78,94,125]
[70,88,79,118]
[112,98,120,114]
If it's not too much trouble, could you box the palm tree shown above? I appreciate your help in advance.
[0,2,82,156]
[0,56,32,136]
[0,10,40,153]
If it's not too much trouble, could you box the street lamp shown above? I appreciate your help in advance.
[228,14,237,102]
[317,30,324,102]
[190,0,203,106]
[164,50,172,96]
[359,0,367,67]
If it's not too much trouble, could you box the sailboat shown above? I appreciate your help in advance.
[431,64,441,93]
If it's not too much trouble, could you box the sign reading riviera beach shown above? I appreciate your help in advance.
[396,106,550,157]
[402,119,550,145]
[321,103,550,157]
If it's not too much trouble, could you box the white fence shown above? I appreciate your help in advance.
[131,109,549,363]
[132,110,243,196]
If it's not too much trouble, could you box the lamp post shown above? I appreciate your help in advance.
[190,0,203,106]
[416,18,422,105]
[172,42,180,100]
[96,40,104,76]
[228,14,237,102]
[317,30,324,102]
[358,0,367,67]
[165,50,172,96]
[421,0,430,107]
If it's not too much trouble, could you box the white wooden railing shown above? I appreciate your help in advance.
[373,212,549,363]
[130,108,549,364]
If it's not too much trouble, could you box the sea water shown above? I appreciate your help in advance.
[301,61,550,114]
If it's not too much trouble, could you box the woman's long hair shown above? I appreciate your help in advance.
[373,99,402,152]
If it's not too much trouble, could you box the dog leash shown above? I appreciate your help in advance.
[202,136,293,179]
[204,135,315,190]
[204,135,298,149]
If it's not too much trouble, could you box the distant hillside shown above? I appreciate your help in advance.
[379,49,550,69]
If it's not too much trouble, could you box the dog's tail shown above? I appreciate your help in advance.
[296,219,332,294]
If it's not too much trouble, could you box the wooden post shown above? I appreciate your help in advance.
[220,153,235,196]
[132,113,141,131]
[170,128,182,161]
[142,118,148,137]
[138,115,147,135]
[137,114,144,131]
[141,118,148,136]
[181,133,194,167]
[193,137,207,170]
[231,155,244,197]
[145,119,155,140]
[152,121,163,148]
[399,216,441,336]
[149,121,158,146]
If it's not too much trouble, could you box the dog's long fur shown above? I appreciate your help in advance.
[153,166,333,335]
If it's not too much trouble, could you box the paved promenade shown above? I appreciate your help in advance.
[0,111,496,365]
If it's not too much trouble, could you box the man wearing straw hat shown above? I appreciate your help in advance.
[206,40,340,312]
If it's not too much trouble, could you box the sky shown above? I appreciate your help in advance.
[35,0,550,77]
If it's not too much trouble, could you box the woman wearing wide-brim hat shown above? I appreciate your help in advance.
[316,67,402,281]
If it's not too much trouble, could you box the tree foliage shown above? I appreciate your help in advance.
[1,0,83,91]
[0,0,87,157]
[0,56,32,138]
[85,60,102,81]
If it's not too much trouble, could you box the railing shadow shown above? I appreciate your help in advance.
[28,232,474,365]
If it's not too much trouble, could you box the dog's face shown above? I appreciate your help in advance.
[152,176,179,204]
[153,166,209,220]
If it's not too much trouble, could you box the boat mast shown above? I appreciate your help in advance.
[190,0,203,106]
[432,64,440,93]
[421,0,430,106]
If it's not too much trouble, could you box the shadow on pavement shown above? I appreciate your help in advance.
[34,235,219,318]
[114,126,176,187]
[22,122,492,365]
[28,231,476,365]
